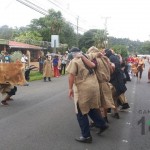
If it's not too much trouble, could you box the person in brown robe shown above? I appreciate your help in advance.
[66,47,108,143]
[43,55,53,82]
[87,46,115,123]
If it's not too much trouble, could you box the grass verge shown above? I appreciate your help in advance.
[30,71,43,81]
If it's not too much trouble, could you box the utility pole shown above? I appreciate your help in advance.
[101,16,111,48]
[76,16,79,47]
[101,16,111,31]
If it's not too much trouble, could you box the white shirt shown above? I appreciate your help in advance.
[21,55,28,63]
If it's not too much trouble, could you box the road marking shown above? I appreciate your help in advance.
[132,91,135,94]
[122,140,128,143]
[126,122,131,125]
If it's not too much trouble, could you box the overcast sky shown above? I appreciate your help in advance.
[0,0,150,42]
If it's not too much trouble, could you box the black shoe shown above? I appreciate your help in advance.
[97,125,109,135]
[89,121,96,128]
[121,103,130,110]
[75,136,92,143]
[89,121,100,128]
[112,113,120,119]
[1,100,9,106]
[107,108,111,113]
[44,77,46,82]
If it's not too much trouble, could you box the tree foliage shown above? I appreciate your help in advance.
[141,41,150,54]
[93,29,108,49]
[108,36,143,55]
[78,29,99,50]
[112,45,128,58]
[28,9,77,49]
[14,31,43,44]
[0,25,14,40]
[0,9,147,56]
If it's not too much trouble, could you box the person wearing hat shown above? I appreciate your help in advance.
[66,47,108,143]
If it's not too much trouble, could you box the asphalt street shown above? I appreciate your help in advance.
[0,62,150,150]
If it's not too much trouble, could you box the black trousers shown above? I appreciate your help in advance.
[76,104,106,138]
[60,64,66,74]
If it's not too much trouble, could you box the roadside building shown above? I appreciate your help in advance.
[0,39,44,67]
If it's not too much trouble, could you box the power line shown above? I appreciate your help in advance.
[47,0,89,32]
[47,0,78,18]
[24,0,48,13]
[17,0,103,33]
[50,1,98,29]
[16,0,47,15]
[16,0,86,33]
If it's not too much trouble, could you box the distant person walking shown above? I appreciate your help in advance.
[136,57,145,81]
[38,56,45,73]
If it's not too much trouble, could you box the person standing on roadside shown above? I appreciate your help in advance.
[52,55,59,77]
[60,53,68,75]
[43,55,52,82]
[4,52,11,63]
[21,54,28,70]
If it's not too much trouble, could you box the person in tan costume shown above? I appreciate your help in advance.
[86,46,115,123]
[43,55,53,82]
[66,47,108,143]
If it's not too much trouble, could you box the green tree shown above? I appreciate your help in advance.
[78,29,98,50]
[141,41,150,54]
[14,31,43,44]
[29,9,76,48]
[108,36,143,54]
[59,22,76,48]
[0,25,13,40]
[93,29,108,49]
[112,45,128,58]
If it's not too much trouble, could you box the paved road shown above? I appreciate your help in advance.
[0,62,150,150]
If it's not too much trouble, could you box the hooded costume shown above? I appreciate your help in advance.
[105,49,127,96]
